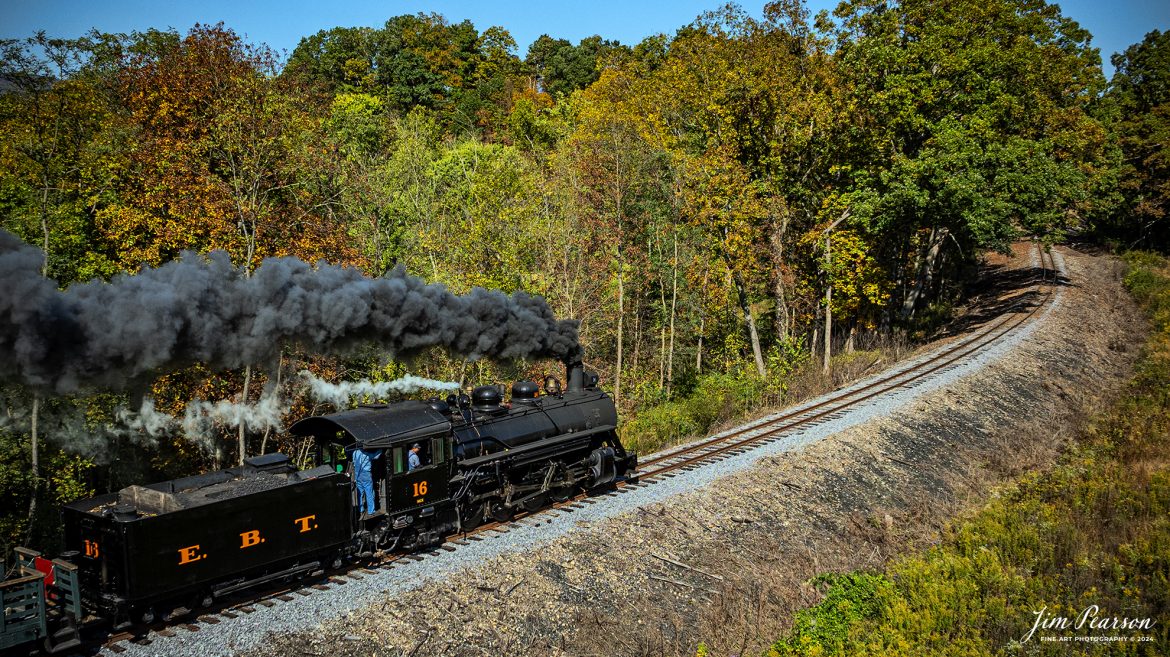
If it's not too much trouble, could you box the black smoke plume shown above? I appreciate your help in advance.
[0,230,581,395]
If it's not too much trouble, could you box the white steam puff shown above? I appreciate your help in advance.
[110,392,284,451]
[181,393,285,444]
[299,371,460,409]
[114,398,177,439]
[105,372,457,450]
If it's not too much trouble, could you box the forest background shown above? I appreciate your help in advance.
[1,0,1168,554]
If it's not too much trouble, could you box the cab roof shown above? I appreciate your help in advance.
[289,401,450,449]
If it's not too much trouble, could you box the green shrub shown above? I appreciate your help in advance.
[766,573,894,657]
[619,369,771,454]
[621,400,701,453]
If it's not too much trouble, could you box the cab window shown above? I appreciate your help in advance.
[392,446,406,474]
[431,436,446,464]
[320,443,348,473]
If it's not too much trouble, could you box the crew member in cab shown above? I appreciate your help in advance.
[350,447,382,517]
[408,443,422,471]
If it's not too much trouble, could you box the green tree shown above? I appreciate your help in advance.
[0,33,122,283]
[284,26,378,94]
[525,34,630,97]
[832,0,1111,317]
[567,69,672,405]
[416,140,544,292]
[1105,30,1170,250]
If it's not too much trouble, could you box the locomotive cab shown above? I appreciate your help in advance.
[290,402,461,550]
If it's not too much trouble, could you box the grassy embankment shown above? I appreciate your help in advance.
[718,252,1170,656]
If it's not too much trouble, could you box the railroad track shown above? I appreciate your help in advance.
[99,245,1061,655]
[632,244,1059,480]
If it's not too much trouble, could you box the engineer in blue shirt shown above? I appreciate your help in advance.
[408,443,422,471]
[350,447,382,516]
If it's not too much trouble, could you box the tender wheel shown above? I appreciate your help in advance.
[140,607,156,624]
[200,594,214,608]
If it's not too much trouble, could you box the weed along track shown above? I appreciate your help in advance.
[101,245,1065,657]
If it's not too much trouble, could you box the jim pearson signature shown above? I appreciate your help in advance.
[1023,605,1157,643]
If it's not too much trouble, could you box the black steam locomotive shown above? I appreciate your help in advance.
[0,363,634,653]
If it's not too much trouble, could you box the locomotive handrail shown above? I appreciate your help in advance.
[456,424,616,469]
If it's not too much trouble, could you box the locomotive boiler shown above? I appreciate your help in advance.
[0,363,635,652]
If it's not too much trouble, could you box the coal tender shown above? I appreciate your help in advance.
[60,453,351,624]
[4,363,635,645]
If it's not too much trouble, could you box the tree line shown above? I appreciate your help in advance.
[1,0,1167,551]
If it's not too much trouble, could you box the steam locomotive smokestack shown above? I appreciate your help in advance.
[566,360,584,393]
[0,230,581,395]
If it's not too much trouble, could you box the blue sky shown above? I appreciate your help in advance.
[2,0,1167,77]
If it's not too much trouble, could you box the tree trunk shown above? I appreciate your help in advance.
[614,266,624,408]
[259,353,282,455]
[771,209,791,341]
[658,237,668,389]
[238,364,251,465]
[824,232,832,375]
[666,232,678,397]
[846,325,856,354]
[696,267,709,374]
[902,227,945,319]
[32,194,48,536]
[658,321,666,389]
[732,269,767,377]
[40,187,51,273]
[632,296,642,374]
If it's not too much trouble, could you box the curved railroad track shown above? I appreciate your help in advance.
[631,244,1059,480]
[98,244,1062,656]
